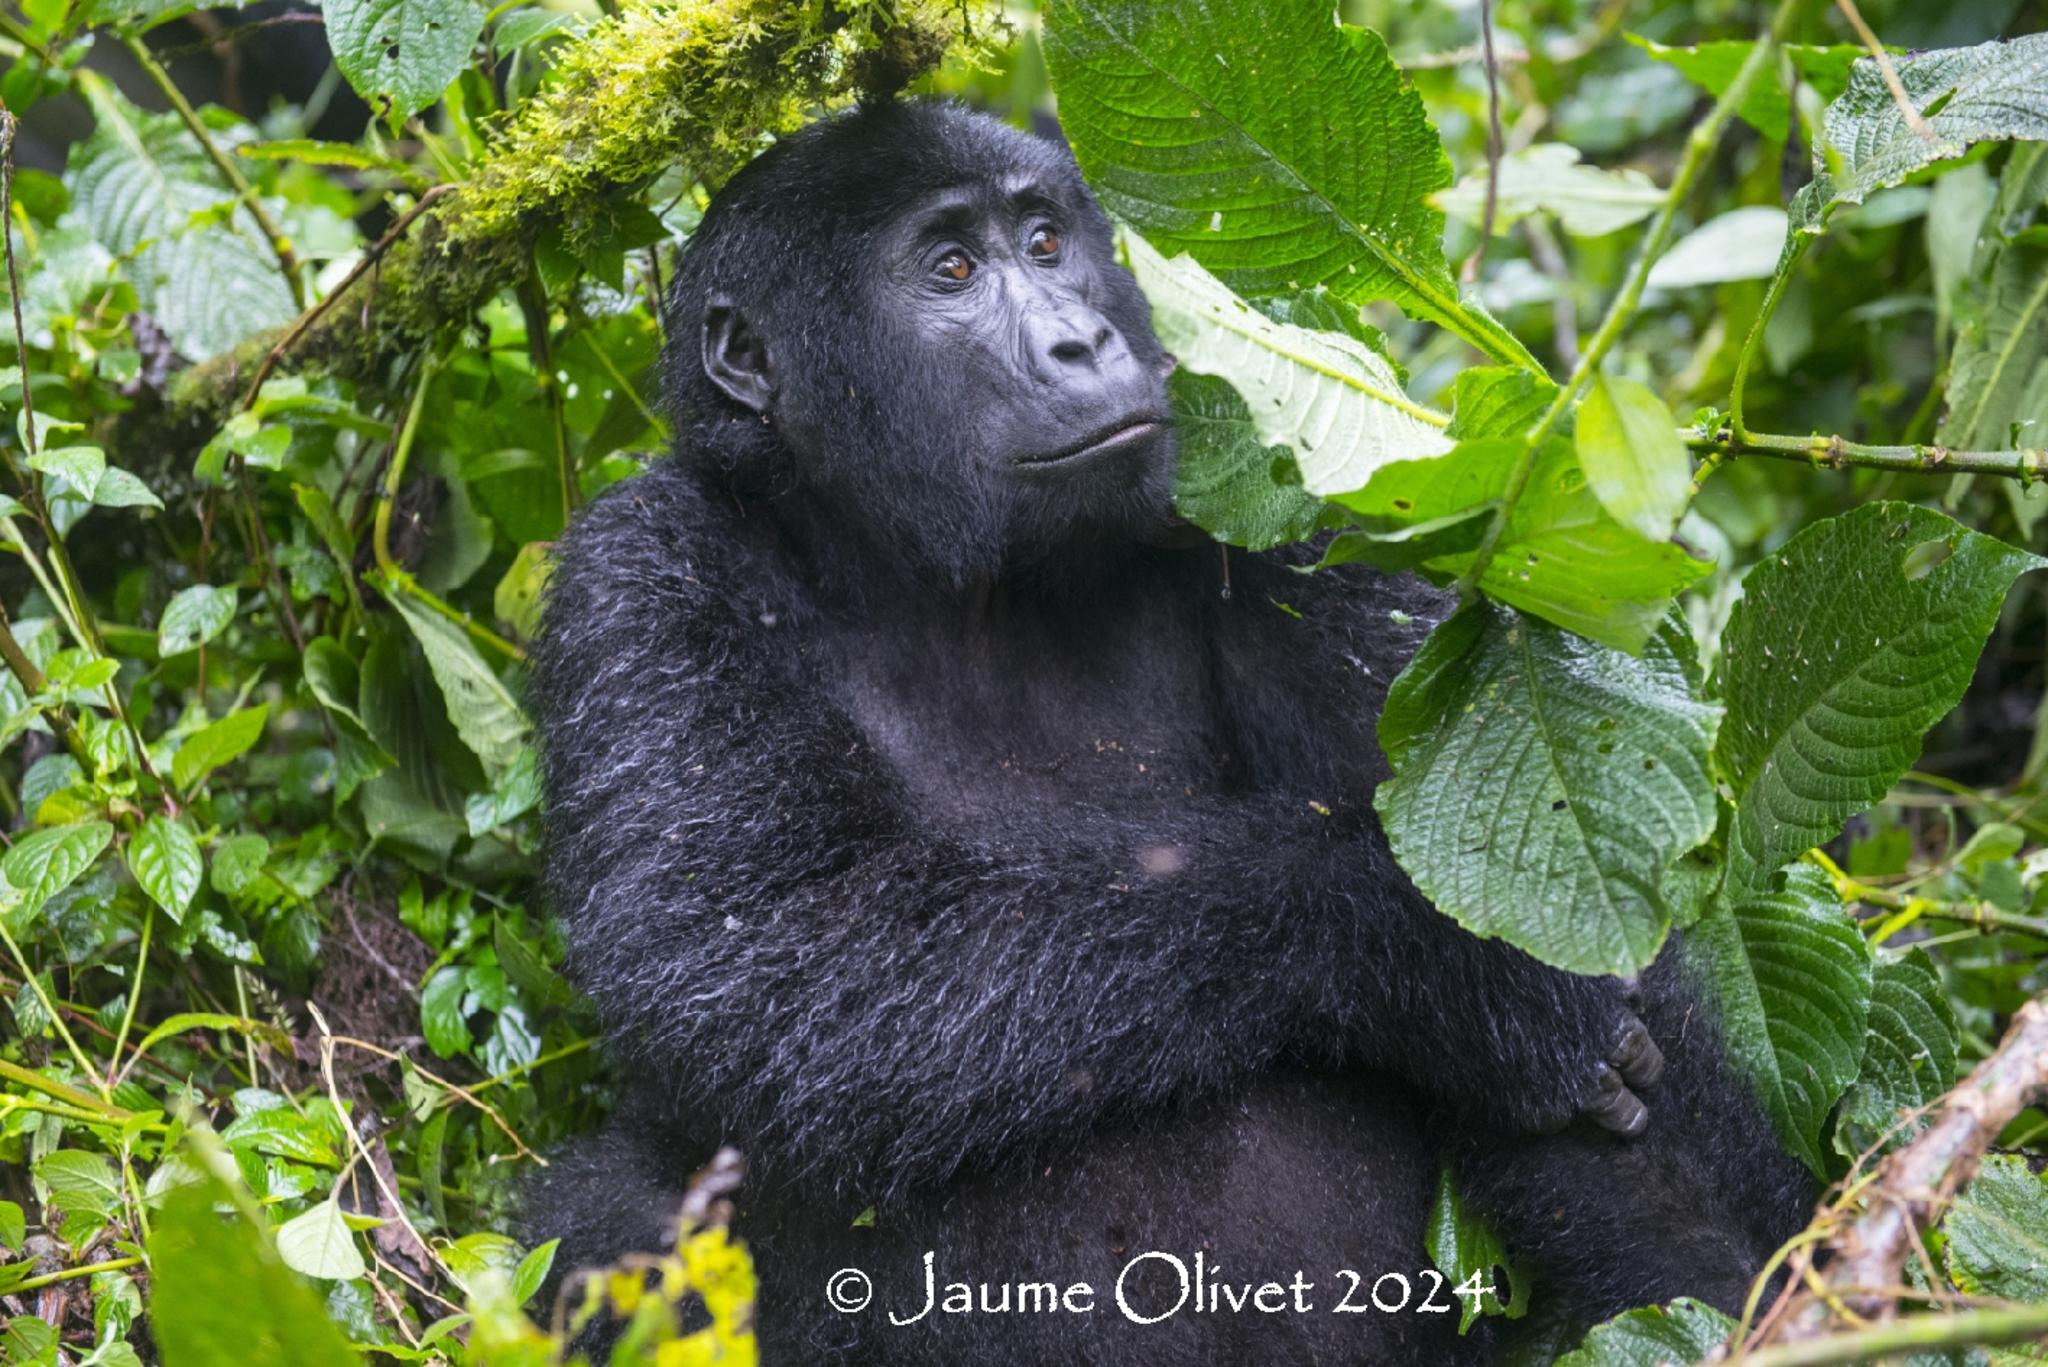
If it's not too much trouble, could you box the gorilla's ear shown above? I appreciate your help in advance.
[702,298,776,414]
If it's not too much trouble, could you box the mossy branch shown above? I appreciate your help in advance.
[170,0,990,420]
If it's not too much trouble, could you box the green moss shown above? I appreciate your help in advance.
[174,0,989,414]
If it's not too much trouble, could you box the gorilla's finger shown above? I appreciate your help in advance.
[1581,1065,1649,1136]
[1610,1016,1666,1091]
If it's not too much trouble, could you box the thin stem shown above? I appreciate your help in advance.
[1831,0,1937,145]
[3,1256,146,1295]
[1461,0,1504,283]
[0,1057,131,1116]
[1686,427,2048,481]
[1455,0,1807,599]
[517,273,578,523]
[105,904,154,1089]
[120,40,306,308]
[1731,235,1811,442]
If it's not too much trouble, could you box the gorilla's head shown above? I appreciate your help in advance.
[666,100,1178,590]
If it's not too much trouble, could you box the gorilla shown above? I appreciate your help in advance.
[521,100,1810,1363]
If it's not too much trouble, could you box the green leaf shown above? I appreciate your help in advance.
[442,1231,522,1293]
[220,1107,343,1168]
[126,814,201,921]
[1555,1298,1734,1366]
[1314,507,1493,574]
[1945,1155,2048,1301]
[131,1011,291,1060]
[387,594,530,781]
[1043,0,1538,370]
[1938,237,2048,453]
[1575,373,1690,542]
[1631,37,1862,138]
[156,584,237,656]
[1340,438,1712,654]
[0,1200,22,1252]
[324,0,487,121]
[89,466,163,510]
[1813,36,2048,218]
[275,1197,367,1282]
[3,821,114,915]
[1833,950,1959,1159]
[421,965,472,1058]
[148,1180,357,1367]
[208,833,270,896]
[1688,866,1873,1174]
[1378,605,1720,976]
[1433,144,1662,238]
[1168,371,1337,551]
[29,444,105,495]
[1424,1169,1525,1333]
[171,705,269,792]
[1643,207,1790,290]
[34,1150,122,1227]
[512,1238,558,1305]
[1716,503,2044,894]
[1118,230,1452,496]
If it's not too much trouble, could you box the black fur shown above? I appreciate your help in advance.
[521,101,1810,1363]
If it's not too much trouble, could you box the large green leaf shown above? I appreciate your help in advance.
[1340,438,1712,654]
[3,821,113,917]
[1044,0,1538,370]
[127,814,201,922]
[64,80,292,359]
[149,1181,357,1367]
[157,584,237,656]
[388,594,530,782]
[1555,1298,1734,1366]
[1945,1155,2048,1302]
[172,705,269,792]
[1716,503,2044,894]
[1832,949,1959,1159]
[1424,1169,1526,1333]
[324,0,486,121]
[1378,605,1720,977]
[1119,231,1452,496]
[1938,237,2048,453]
[1773,35,2048,280]
[1167,371,1337,550]
[1687,865,1873,1174]
[1575,373,1690,542]
[275,1197,367,1282]
[1809,35,2048,219]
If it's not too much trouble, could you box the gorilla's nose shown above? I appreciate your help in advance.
[1027,305,1119,377]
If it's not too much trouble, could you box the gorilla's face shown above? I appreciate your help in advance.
[688,102,1183,587]
[870,173,1174,491]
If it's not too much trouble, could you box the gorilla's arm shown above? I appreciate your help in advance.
[535,470,1646,1198]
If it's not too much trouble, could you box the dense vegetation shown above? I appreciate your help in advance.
[0,0,2046,1362]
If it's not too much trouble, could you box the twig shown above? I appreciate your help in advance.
[0,599,93,768]
[1686,427,2048,481]
[517,272,578,522]
[240,185,454,409]
[3,1256,146,1295]
[104,905,155,1089]
[1455,0,1808,599]
[1461,0,1505,284]
[120,41,306,307]
[324,1031,546,1164]
[1831,0,1938,146]
[1757,998,2048,1345]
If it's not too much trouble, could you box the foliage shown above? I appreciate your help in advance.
[0,0,2045,1362]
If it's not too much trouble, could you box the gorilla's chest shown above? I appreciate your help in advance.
[814,607,1238,830]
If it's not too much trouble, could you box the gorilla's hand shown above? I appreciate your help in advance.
[1544,996,1666,1137]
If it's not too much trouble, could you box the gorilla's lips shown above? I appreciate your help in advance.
[1015,416,1169,469]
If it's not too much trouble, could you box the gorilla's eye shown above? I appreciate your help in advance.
[1028,226,1062,259]
[936,250,974,282]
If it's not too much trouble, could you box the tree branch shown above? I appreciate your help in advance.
[1754,998,2048,1347]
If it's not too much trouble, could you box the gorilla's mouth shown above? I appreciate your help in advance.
[1016,417,1169,469]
